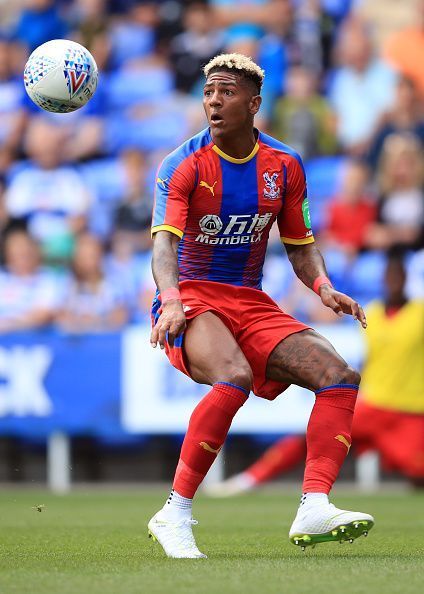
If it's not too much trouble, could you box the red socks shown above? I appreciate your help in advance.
[173,382,248,498]
[173,382,357,497]
[247,435,306,485]
[303,384,358,494]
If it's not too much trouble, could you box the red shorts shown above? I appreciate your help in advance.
[153,280,310,400]
[352,400,424,479]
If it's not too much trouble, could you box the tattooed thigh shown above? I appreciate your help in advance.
[265,329,359,391]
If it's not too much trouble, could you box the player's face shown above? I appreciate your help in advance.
[385,260,406,298]
[203,72,261,138]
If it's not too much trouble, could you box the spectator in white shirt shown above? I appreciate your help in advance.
[56,232,130,333]
[328,18,397,156]
[0,228,60,333]
[5,118,91,263]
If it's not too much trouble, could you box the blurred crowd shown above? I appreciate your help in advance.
[0,0,424,334]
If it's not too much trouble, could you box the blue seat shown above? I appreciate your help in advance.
[79,158,125,203]
[105,68,174,111]
[105,111,188,153]
[109,23,155,69]
[348,251,386,304]
[78,158,126,237]
[305,156,347,231]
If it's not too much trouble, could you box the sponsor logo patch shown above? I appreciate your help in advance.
[302,197,312,229]
[196,212,273,245]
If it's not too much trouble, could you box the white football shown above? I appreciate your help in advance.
[24,39,98,113]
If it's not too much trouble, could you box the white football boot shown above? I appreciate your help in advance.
[148,510,207,559]
[289,501,374,550]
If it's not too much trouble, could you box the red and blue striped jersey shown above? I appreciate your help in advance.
[151,128,314,289]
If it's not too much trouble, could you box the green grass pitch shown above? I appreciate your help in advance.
[0,489,423,594]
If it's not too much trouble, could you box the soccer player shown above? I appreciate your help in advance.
[148,54,374,559]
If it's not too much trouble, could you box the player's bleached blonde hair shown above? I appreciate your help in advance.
[203,53,265,93]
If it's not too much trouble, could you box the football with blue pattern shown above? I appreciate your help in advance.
[24,39,98,113]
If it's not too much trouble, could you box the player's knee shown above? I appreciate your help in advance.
[341,367,361,386]
[319,364,361,389]
[224,365,253,393]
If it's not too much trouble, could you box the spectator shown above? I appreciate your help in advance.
[104,44,182,153]
[212,0,291,40]
[0,38,27,157]
[384,0,424,98]
[108,1,158,70]
[169,2,224,94]
[366,133,424,251]
[355,0,421,52]
[328,18,397,155]
[112,148,153,252]
[70,0,112,74]
[212,1,293,120]
[368,76,424,169]
[211,0,268,45]
[70,0,110,53]
[256,2,292,122]
[56,232,130,333]
[105,230,154,322]
[14,0,69,53]
[0,1,25,29]
[293,0,324,75]
[4,118,91,263]
[271,65,337,160]
[0,228,59,333]
[322,159,376,255]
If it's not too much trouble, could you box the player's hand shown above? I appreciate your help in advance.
[150,300,186,349]
[319,286,367,329]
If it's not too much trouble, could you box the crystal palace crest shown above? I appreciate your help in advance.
[263,172,280,200]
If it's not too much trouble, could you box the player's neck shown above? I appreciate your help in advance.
[385,294,407,310]
[211,128,258,160]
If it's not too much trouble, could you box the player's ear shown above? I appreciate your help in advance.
[249,95,262,115]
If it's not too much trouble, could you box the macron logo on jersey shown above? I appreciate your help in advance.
[196,213,273,245]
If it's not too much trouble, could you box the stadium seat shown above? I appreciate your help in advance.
[348,251,386,304]
[105,111,188,153]
[105,68,175,111]
[79,159,126,203]
[109,23,155,69]
[304,156,347,230]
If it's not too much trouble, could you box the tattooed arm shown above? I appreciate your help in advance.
[152,231,180,291]
[150,231,186,348]
[285,243,328,289]
[285,243,367,328]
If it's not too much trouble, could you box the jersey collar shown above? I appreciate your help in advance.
[209,128,260,164]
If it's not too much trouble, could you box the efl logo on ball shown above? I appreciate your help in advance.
[65,64,89,98]
[24,39,98,113]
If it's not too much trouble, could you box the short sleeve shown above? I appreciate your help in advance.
[151,152,196,239]
[277,155,315,246]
